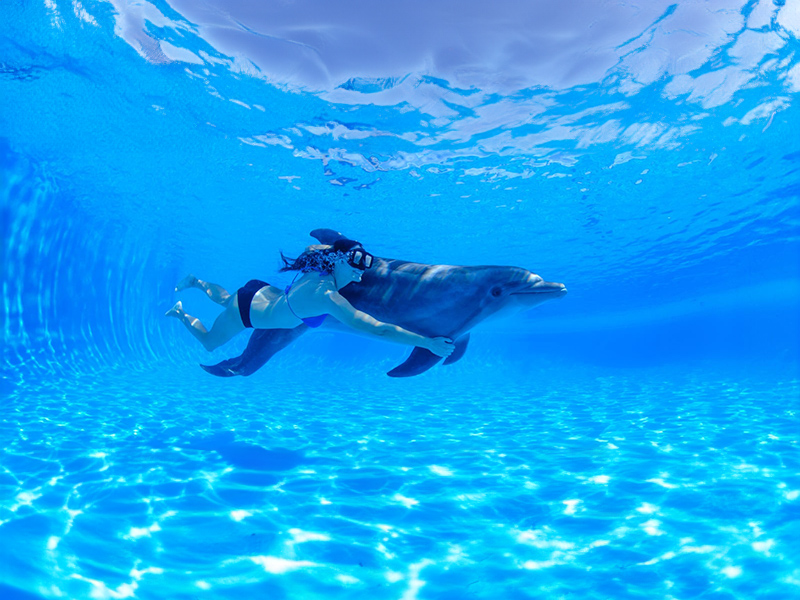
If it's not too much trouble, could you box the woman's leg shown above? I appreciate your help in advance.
[176,274,231,306]
[165,300,244,351]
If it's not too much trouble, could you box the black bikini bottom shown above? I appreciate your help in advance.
[237,279,269,328]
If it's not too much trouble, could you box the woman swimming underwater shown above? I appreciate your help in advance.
[165,238,455,358]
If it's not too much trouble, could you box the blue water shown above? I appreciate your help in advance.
[2,1,800,599]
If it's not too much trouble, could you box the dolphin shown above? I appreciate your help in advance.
[201,229,567,378]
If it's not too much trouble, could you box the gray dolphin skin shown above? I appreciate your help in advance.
[201,228,567,378]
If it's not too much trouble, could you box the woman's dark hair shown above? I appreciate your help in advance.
[279,239,365,274]
[279,248,339,274]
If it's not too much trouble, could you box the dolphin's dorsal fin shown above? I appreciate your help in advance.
[442,333,470,366]
[310,228,346,245]
[386,347,442,378]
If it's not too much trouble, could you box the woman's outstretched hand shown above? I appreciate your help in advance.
[427,336,455,358]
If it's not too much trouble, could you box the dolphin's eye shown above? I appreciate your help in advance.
[491,287,502,297]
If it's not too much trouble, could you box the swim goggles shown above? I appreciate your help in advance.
[347,247,374,270]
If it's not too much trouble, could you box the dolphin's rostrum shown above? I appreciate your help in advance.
[201,229,566,378]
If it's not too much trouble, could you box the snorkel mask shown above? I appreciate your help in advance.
[333,238,374,270]
[347,247,373,270]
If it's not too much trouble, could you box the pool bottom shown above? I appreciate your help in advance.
[1,361,798,600]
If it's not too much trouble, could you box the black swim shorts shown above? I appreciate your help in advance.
[237,279,269,328]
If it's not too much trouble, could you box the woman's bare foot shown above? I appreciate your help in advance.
[165,300,183,318]
[175,274,198,292]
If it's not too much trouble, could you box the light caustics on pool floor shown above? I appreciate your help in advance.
[1,366,798,599]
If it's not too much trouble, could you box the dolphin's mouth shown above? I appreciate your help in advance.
[512,282,567,295]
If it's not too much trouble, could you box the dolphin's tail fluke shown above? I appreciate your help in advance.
[387,347,443,378]
[201,326,308,377]
[200,359,241,377]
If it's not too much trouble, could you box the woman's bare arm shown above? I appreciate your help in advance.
[324,291,454,357]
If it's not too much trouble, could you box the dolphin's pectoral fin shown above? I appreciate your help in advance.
[442,333,470,366]
[310,228,346,245]
[386,347,442,378]
[201,326,308,377]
